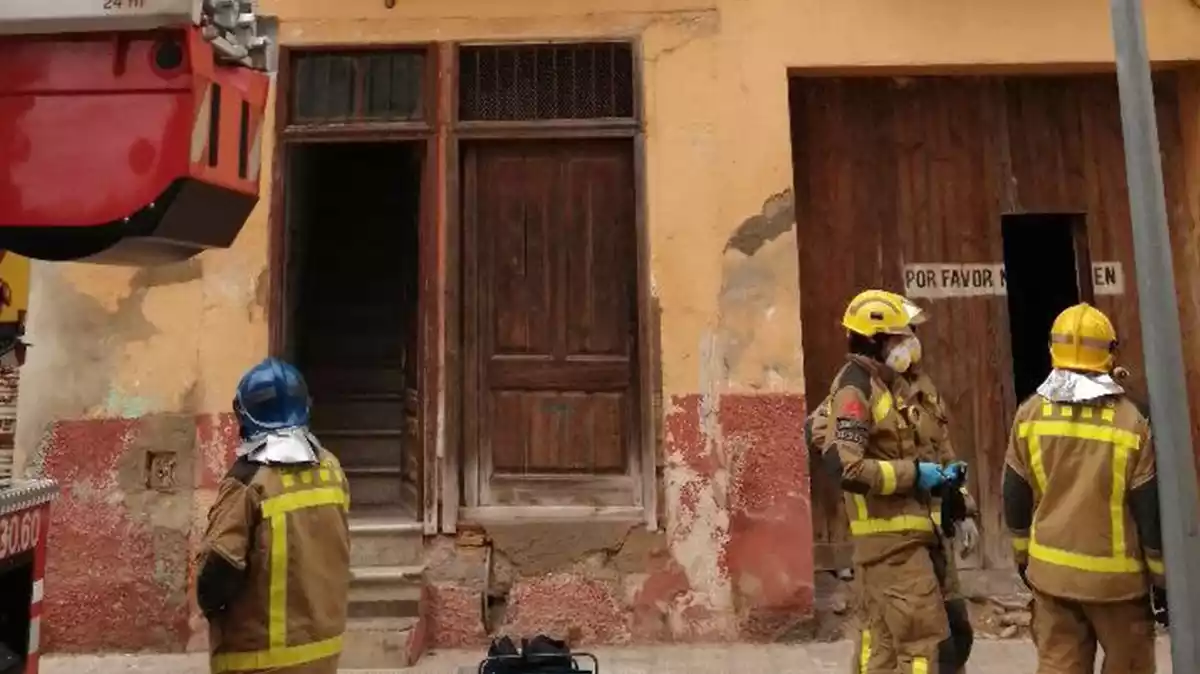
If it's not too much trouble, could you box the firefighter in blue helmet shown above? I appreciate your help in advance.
[197,358,351,674]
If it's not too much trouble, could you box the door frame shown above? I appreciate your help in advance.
[267,43,442,532]
[269,40,659,534]
[444,40,658,530]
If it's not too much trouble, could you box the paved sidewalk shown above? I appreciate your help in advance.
[41,637,1173,673]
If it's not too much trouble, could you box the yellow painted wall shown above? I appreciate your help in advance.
[15,0,1200,464]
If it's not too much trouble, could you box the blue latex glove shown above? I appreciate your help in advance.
[916,462,947,491]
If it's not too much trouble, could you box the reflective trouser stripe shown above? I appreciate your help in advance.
[860,629,871,674]
[211,635,343,673]
[912,656,929,674]
[1018,417,1145,573]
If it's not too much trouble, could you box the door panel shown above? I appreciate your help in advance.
[464,139,639,507]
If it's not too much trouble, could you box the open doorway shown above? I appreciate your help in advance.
[1001,213,1093,402]
[282,141,423,518]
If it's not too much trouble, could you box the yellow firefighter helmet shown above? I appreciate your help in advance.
[1049,303,1117,373]
[842,289,916,338]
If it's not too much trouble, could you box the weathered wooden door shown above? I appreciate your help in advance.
[462,139,641,508]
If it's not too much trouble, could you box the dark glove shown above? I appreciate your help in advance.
[1017,562,1030,589]
[1151,585,1169,627]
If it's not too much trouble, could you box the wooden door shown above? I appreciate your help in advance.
[462,139,641,508]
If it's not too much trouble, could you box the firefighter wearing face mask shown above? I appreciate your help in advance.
[806,293,975,674]
[819,289,955,674]
[197,357,352,674]
[1003,303,1166,674]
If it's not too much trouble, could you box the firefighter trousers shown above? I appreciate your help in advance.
[854,544,951,674]
[1030,588,1156,674]
[851,599,969,673]
[850,538,971,674]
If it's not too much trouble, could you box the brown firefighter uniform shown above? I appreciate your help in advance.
[1003,395,1162,674]
[901,372,978,598]
[898,371,975,674]
[810,370,975,674]
[819,354,949,674]
[198,448,352,674]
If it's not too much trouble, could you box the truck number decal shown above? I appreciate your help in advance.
[0,509,41,561]
[104,0,147,10]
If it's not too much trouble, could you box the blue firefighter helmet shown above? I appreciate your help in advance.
[233,357,311,437]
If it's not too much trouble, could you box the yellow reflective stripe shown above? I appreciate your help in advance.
[1148,558,1165,575]
[860,629,871,674]
[1012,536,1030,551]
[931,510,942,526]
[257,486,350,654]
[879,461,897,495]
[211,635,343,673]
[268,513,288,648]
[852,494,869,521]
[1028,537,1143,573]
[1027,434,1048,492]
[1080,407,1094,419]
[913,656,929,674]
[873,392,892,423]
[850,515,935,536]
[1111,444,1131,560]
[261,487,347,518]
[1018,420,1141,450]
[1020,418,1143,571]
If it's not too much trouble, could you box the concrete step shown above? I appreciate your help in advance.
[340,615,424,669]
[349,513,424,568]
[349,565,424,619]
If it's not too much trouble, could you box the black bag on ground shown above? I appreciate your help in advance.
[480,634,580,674]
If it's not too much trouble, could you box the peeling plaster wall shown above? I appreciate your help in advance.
[15,0,1200,653]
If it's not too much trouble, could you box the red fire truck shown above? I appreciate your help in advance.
[0,2,273,670]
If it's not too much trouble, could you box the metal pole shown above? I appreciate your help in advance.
[1109,0,1200,669]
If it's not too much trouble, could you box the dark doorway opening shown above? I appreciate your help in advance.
[282,141,423,518]
[0,553,32,672]
[1001,213,1093,402]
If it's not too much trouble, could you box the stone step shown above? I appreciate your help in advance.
[342,464,406,507]
[349,565,424,619]
[341,615,424,669]
[349,513,424,568]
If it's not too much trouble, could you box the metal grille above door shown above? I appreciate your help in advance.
[458,42,636,122]
[290,49,427,124]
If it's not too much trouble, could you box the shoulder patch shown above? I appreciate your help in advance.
[226,457,260,486]
[832,362,872,400]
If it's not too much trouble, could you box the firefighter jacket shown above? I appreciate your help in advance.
[819,355,939,566]
[197,447,352,674]
[897,371,979,529]
[1003,394,1164,603]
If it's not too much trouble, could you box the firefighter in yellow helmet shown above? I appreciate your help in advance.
[817,289,957,674]
[807,293,975,674]
[1002,304,1166,674]
[197,358,351,674]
